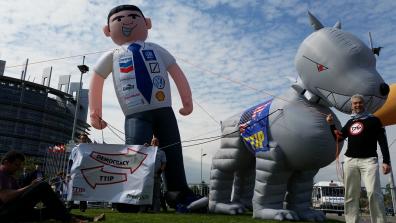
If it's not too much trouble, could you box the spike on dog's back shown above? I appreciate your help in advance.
[333,21,341,29]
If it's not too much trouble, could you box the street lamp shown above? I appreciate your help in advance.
[64,57,89,175]
[341,161,344,179]
[389,168,396,215]
[71,56,89,142]
[200,148,207,184]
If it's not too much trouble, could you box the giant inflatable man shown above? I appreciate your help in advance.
[89,5,193,198]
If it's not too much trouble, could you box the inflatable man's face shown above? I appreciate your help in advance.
[103,6,152,46]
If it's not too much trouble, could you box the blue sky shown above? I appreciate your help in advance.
[1,0,396,185]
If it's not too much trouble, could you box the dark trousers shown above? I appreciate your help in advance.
[125,107,189,192]
[160,189,168,211]
[0,181,71,222]
[80,200,87,211]
[152,176,162,212]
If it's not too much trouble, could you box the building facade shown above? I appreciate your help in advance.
[0,74,89,160]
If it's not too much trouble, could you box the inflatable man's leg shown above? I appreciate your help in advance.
[125,112,153,145]
[125,108,191,196]
[151,107,190,192]
[117,111,154,212]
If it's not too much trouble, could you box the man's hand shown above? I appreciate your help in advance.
[326,114,334,125]
[383,163,391,174]
[30,178,43,187]
[334,130,343,139]
[327,114,344,139]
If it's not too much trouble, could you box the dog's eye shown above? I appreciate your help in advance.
[303,55,328,72]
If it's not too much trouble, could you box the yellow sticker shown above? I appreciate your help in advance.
[155,91,165,101]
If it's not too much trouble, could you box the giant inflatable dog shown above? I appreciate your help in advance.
[208,12,390,221]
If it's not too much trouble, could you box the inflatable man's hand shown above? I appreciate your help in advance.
[168,64,193,116]
[90,112,107,130]
[179,101,193,116]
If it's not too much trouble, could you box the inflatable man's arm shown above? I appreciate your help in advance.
[168,64,193,116]
[89,73,107,129]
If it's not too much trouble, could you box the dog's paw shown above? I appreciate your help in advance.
[294,208,325,222]
[208,201,245,215]
[253,208,299,221]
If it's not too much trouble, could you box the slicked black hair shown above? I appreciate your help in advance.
[107,5,145,27]
[1,150,25,164]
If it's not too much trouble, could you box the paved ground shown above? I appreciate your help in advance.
[326,213,396,222]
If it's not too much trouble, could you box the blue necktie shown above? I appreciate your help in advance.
[128,43,153,103]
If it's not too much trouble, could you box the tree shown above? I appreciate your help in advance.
[384,183,393,208]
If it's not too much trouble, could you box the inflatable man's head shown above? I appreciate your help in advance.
[103,5,152,45]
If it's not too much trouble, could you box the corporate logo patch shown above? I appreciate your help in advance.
[122,84,134,91]
[119,57,134,73]
[142,50,156,61]
[349,122,364,135]
[155,91,165,101]
[152,76,165,89]
[149,62,160,73]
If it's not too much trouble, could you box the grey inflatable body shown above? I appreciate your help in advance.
[208,12,389,221]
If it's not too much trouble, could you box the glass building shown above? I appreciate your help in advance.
[0,73,89,160]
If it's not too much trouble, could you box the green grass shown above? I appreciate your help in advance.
[67,208,344,223]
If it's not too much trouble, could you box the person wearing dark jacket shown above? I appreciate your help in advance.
[0,150,105,222]
[326,94,391,223]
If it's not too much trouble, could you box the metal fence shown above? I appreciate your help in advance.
[311,186,395,216]
[312,185,345,215]
[189,183,395,217]
[43,145,69,180]
[189,183,210,197]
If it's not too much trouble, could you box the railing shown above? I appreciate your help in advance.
[311,186,395,216]
[189,183,210,197]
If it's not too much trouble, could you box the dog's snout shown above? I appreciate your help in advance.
[380,83,390,96]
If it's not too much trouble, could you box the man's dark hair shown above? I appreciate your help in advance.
[107,5,145,26]
[1,150,25,164]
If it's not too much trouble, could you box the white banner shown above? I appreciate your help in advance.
[67,144,156,205]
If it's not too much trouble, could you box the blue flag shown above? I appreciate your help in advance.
[240,99,272,154]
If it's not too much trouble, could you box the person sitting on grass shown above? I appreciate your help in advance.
[0,150,104,222]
